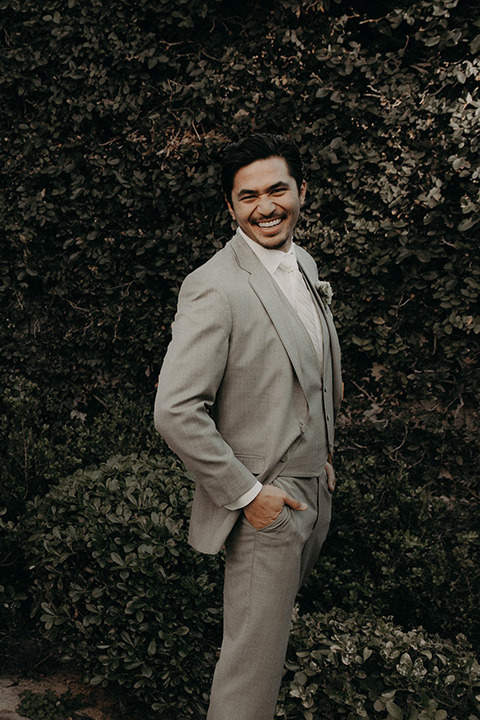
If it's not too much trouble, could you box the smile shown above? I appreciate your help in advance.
[257,218,283,228]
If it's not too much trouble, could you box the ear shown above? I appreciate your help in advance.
[299,180,307,207]
[226,197,236,220]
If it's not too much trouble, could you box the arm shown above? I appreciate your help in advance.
[154,272,259,508]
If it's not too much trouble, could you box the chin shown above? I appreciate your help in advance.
[262,236,289,250]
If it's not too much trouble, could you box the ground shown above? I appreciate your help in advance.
[0,634,151,720]
[0,669,116,720]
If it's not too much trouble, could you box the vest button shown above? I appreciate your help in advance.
[280,454,288,462]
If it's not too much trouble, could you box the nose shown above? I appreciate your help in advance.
[256,195,276,216]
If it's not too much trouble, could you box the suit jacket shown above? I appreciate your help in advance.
[154,231,342,554]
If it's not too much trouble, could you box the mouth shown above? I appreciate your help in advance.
[256,217,284,229]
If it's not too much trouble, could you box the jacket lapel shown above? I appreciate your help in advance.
[297,254,343,415]
[230,233,311,399]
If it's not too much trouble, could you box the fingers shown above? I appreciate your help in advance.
[261,485,307,511]
[283,493,307,511]
[325,461,336,492]
[243,486,306,529]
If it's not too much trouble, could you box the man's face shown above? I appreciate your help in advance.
[226,156,306,252]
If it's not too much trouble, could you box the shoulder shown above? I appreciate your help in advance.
[182,240,243,293]
[295,244,316,264]
[189,242,232,275]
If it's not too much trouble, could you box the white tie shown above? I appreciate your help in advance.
[278,253,323,364]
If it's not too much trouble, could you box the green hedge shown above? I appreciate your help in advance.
[1,0,478,499]
[301,454,480,645]
[0,378,159,631]
[0,375,158,515]
[24,453,223,716]
[278,609,480,720]
[23,452,480,716]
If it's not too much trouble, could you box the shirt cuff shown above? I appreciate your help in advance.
[224,481,263,510]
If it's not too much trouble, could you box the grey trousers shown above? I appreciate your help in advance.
[206,474,332,720]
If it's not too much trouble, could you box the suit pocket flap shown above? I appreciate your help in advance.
[236,454,265,475]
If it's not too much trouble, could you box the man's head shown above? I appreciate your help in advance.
[222,134,306,252]
[222,134,304,203]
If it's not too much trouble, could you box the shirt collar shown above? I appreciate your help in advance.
[237,227,297,276]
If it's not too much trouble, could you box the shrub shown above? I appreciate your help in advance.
[0,375,159,516]
[23,453,223,716]
[0,378,159,632]
[21,450,480,716]
[300,455,480,646]
[278,608,480,720]
[0,508,28,631]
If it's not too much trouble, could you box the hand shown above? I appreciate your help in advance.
[243,485,307,529]
[325,461,336,493]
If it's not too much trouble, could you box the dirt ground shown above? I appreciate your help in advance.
[0,669,120,720]
[0,636,150,720]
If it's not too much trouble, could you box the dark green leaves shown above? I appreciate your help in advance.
[23,452,223,715]
[279,609,480,720]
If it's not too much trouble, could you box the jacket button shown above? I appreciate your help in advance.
[280,454,288,462]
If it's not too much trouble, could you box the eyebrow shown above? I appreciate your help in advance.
[237,182,290,199]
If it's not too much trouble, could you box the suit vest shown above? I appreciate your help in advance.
[270,275,334,478]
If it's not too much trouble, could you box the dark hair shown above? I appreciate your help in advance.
[221,133,304,202]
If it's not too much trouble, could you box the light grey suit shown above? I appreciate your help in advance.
[155,230,342,719]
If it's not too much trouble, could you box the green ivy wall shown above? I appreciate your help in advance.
[1,0,479,637]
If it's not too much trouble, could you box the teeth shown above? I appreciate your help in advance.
[258,218,282,228]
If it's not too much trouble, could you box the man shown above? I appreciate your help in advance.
[154,134,342,720]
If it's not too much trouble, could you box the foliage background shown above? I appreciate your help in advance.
[0,0,479,712]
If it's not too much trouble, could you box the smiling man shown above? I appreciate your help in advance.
[155,134,343,720]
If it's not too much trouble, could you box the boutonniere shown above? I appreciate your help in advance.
[315,280,333,305]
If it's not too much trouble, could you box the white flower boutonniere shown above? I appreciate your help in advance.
[315,280,333,305]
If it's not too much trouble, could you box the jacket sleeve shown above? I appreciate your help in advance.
[154,271,258,507]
